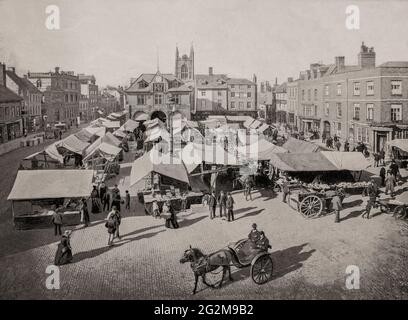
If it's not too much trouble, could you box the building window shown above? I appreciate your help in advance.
[391,104,402,121]
[172,94,180,104]
[201,91,206,97]
[247,102,251,109]
[230,102,235,109]
[366,81,374,95]
[353,103,360,120]
[247,85,251,89]
[239,102,244,109]
[302,90,305,101]
[314,89,318,100]
[314,105,317,116]
[231,92,235,98]
[353,82,360,96]
[154,94,163,105]
[247,92,251,98]
[137,95,145,105]
[217,91,222,96]
[366,103,374,120]
[325,102,329,116]
[335,83,341,96]
[391,80,402,95]
[231,85,235,89]
[324,85,329,96]
[307,89,311,101]
[303,105,312,116]
[336,102,342,117]
[217,99,222,107]
[180,64,188,80]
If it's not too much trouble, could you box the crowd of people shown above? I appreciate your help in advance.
[202,191,235,222]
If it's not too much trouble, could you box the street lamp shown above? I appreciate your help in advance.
[167,95,177,156]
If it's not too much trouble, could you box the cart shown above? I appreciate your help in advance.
[227,238,273,284]
[286,185,346,218]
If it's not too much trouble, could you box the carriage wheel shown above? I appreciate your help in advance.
[393,205,407,220]
[251,254,273,285]
[299,195,323,218]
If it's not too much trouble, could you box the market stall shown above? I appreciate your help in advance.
[388,139,408,168]
[8,170,94,229]
[269,152,371,218]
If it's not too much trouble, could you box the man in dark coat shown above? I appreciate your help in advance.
[379,167,386,187]
[362,179,379,219]
[389,160,400,180]
[209,192,217,219]
[102,191,111,211]
[218,190,227,218]
[226,193,235,222]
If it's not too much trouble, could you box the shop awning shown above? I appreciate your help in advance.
[388,139,408,153]
[320,151,371,171]
[130,150,189,188]
[8,170,94,200]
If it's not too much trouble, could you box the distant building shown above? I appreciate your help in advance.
[5,67,42,132]
[99,89,119,116]
[27,67,80,126]
[275,82,287,125]
[78,74,98,122]
[0,63,24,143]
[295,42,408,152]
[175,45,194,84]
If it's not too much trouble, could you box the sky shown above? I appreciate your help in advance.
[1,0,408,87]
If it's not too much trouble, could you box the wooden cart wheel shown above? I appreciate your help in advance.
[379,203,391,214]
[299,195,323,218]
[393,205,407,220]
[251,254,273,285]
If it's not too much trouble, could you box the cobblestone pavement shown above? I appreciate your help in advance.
[0,184,407,299]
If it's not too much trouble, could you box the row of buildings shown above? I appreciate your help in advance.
[260,42,408,153]
[125,45,258,123]
[0,63,123,144]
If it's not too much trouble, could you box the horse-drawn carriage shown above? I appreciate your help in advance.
[180,237,273,294]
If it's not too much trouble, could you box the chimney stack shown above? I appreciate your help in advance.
[0,62,6,87]
[287,77,293,83]
[55,66,60,74]
[358,42,375,69]
[208,67,213,76]
[335,56,345,72]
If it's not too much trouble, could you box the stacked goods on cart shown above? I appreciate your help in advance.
[301,181,369,191]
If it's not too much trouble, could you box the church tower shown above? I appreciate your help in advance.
[175,44,194,82]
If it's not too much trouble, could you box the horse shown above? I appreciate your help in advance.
[180,246,234,294]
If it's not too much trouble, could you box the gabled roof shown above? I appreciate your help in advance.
[226,78,255,85]
[0,85,23,103]
[126,72,182,92]
[195,74,229,89]
[379,61,408,68]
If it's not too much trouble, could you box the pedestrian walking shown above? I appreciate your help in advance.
[125,190,130,210]
[99,182,107,201]
[90,185,101,214]
[59,130,62,140]
[164,201,179,229]
[362,179,379,219]
[218,190,227,218]
[226,192,235,222]
[106,206,121,245]
[245,176,253,201]
[389,160,400,181]
[332,190,343,223]
[335,140,341,151]
[111,190,122,212]
[102,190,111,211]
[380,148,386,166]
[344,140,350,152]
[385,171,396,197]
[51,206,63,236]
[379,167,386,187]
[282,177,290,203]
[80,198,90,227]
[209,192,217,219]
[54,230,73,265]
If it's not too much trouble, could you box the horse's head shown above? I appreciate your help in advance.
[180,246,203,264]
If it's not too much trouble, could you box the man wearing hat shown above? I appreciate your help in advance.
[248,223,261,246]
[362,179,379,219]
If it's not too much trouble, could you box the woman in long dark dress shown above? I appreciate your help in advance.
[90,186,101,214]
[81,198,90,227]
[54,230,73,265]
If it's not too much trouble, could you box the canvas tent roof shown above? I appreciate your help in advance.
[269,153,339,172]
[257,123,270,134]
[83,141,121,162]
[55,134,90,155]
[103,132,121,147]
[388,139,408,153]
[181,142,239,173]
[101,120,120,129]
[237,138,288,161]
[119,119,139,132]
[74,128,95,142]
[249,120,262,129]
[282,138,326,153]
[130,150,189,188]
[44,142,64,163]
[243,118,255,129]
[85,126,106,137]
[321,151,371,171]
[113,129,127,138]
[90,117,109,125]
[134,113,149,121]
[145,126,170,142]
[8,170,94,200]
